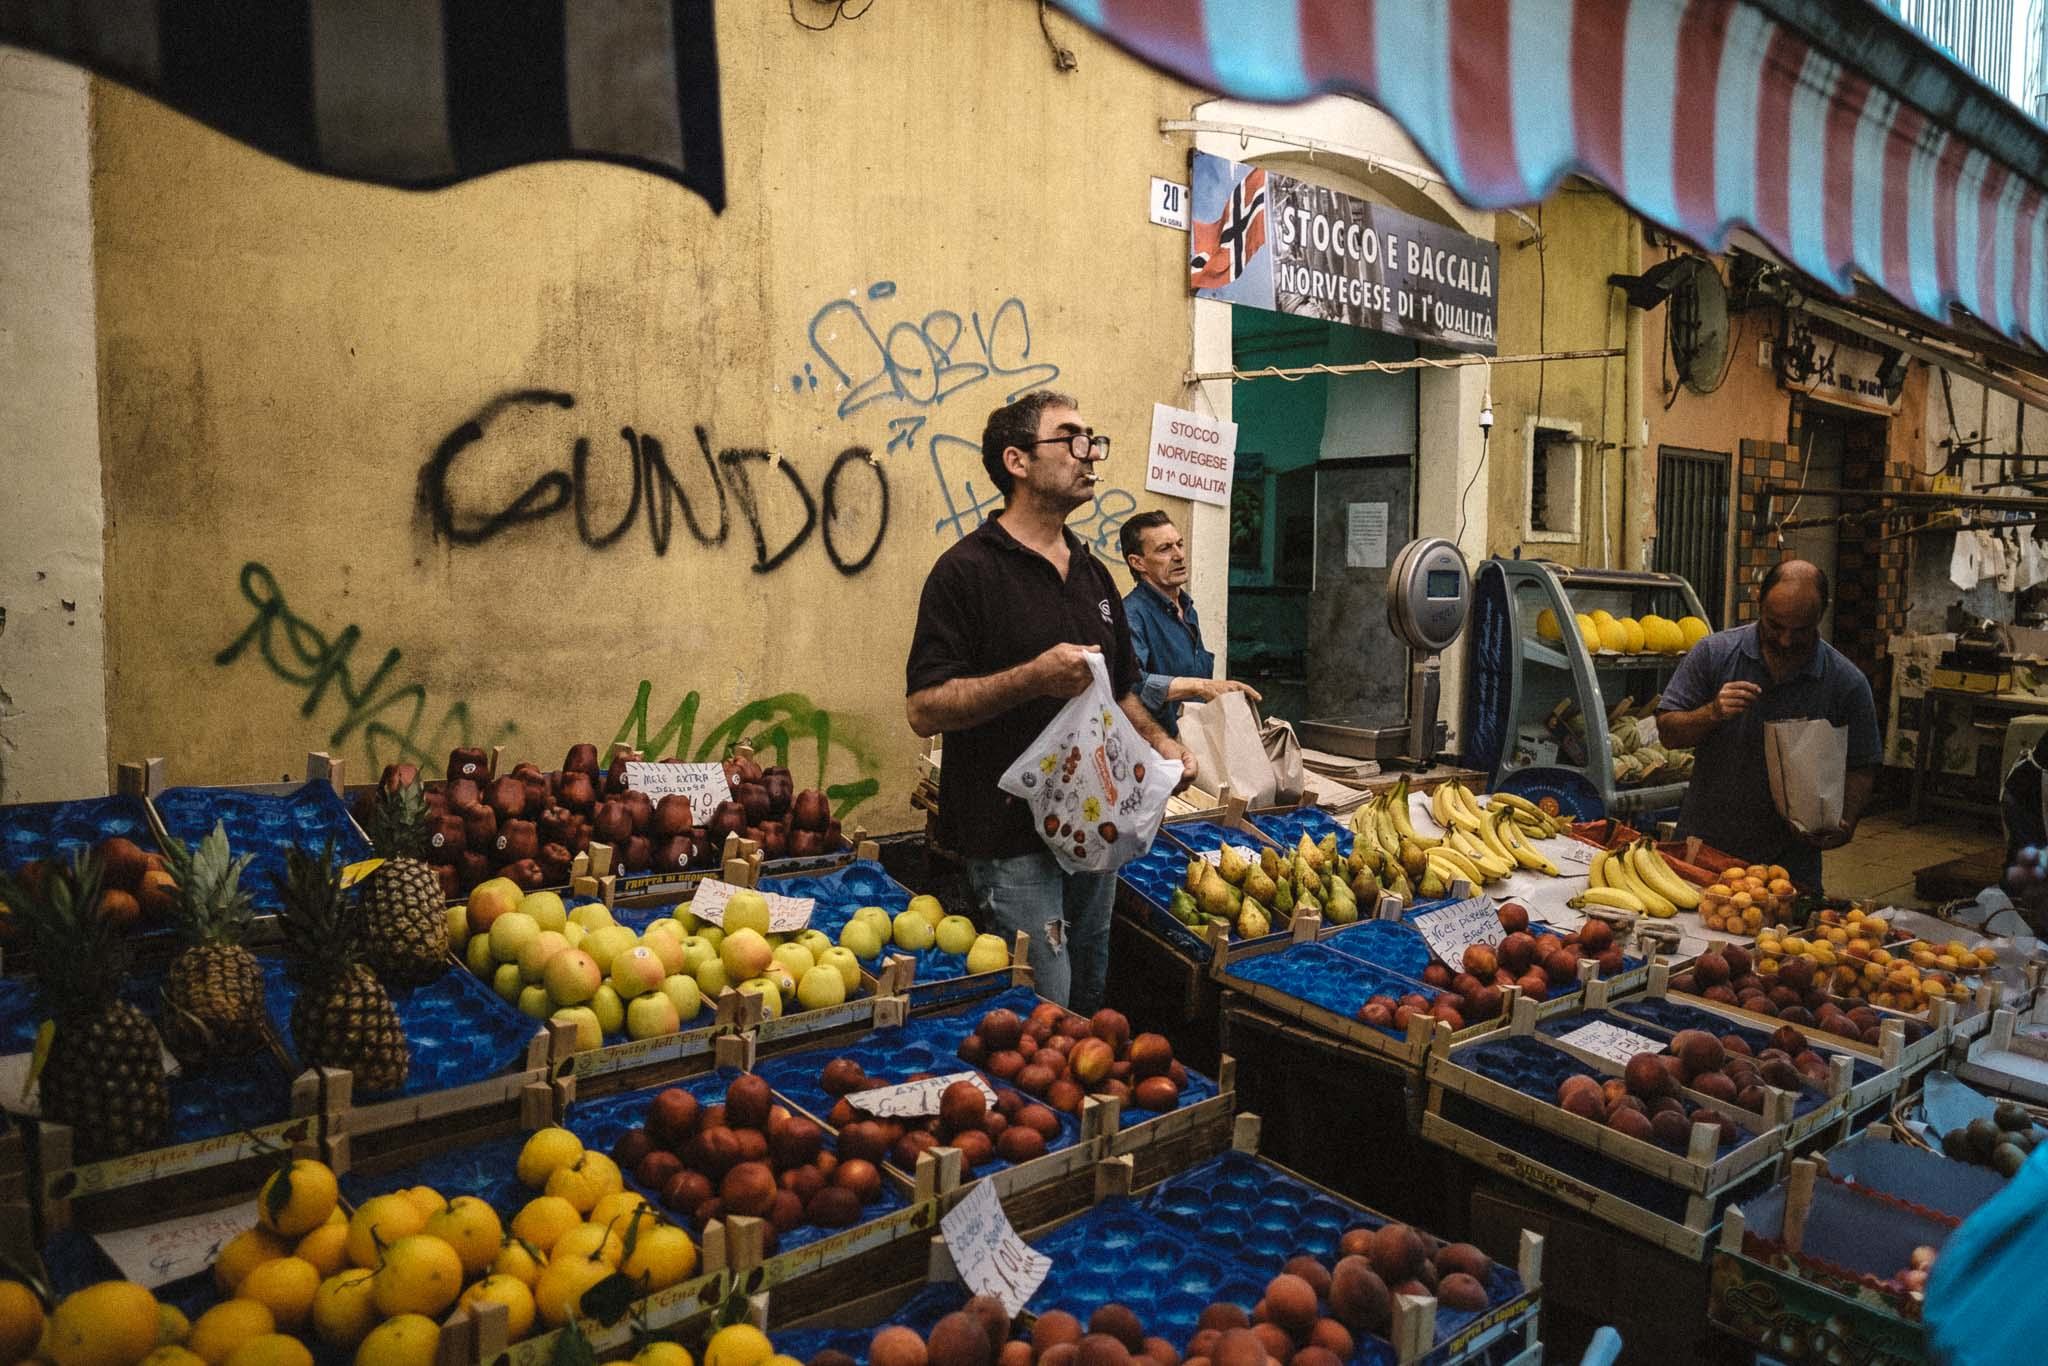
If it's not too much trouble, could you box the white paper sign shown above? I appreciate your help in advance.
[1144,403,1236,507]
[1345,502,1389,569]
[1411,895,1502,967]
[940,1177,1051,1315]
[686,878,814,933]
[1199,843,1255,867]
[1556,1021,1669,1068]
[623,761,732,816]
[1149,177,1190,230]
[95,1206,253,1289]
[1548,839,1598,869]
[847,1071,999,1119]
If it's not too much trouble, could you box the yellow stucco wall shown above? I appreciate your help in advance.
[89,2,1199,831]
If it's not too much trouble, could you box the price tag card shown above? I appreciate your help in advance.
[941,1177,1051,1316]
[1410,896,1502,968]
[95,1205,253,1289]
[1549,840,1598,869]
[623,761,732,815]
[1199,844,1254,867]
[687,879,814,933]
[847,1071,999,1119]
[1556,1021,1669,1068]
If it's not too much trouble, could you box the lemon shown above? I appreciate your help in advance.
[214,1228,292,1295]
[1619,618,1645,652]
[345,1194,427,1269]
[703,1325,774,1366]
[221,1337,312,1366]
[577,1152,624,1201]
[370,1234,465,1319]
[490,1237,547,1288]
[239,1256,320,1330]
[534,1253,616,1328]
[0,1282,43,1365]
[423,1195,503,1278]
[398,1186,444,1220]
[511,1196,583,1254]
[46,1282,160,1366]
[457,1275,537,1341]
[1534,608,1561,641]
[156,1305,189,1347]
[310,1272,378,1351]
[1573,614,1600,650]
[619,1223,698,1292]
[516,1128,585,1190]
[634,1346,693,1366]
[545,1161,602,1215]
[551,1222,624,1268]
[185,1301,274,1366]
[1678,615,1710,647]
[588,1192,649,1231]
[353,1314,438,1366]
[293,1224,351,1279]
[257,1159,339,1238]
[140,1351,207,1366]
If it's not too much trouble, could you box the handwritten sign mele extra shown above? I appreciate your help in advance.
[847,1072,998,1120]
[623,761,732,814]
[1556,1020,1669,1068]
[1410,895,1501,968]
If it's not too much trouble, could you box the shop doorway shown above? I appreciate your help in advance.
[1781,403,1889,659]
[1227,307,1417,724]
[1652,448,1732,625]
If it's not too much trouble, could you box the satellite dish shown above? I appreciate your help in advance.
[1670,258,1730,394]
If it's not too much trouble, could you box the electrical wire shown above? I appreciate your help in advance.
[1461,205,1544,544]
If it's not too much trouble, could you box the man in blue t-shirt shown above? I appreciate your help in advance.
[1655,560,1880,889]
[1118,510,1261,737]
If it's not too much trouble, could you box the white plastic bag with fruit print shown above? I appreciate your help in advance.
[998,653,1183,874]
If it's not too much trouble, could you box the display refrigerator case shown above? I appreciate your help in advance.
[1461,559,1711,819]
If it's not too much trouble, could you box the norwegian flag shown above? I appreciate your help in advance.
[1190,166,1268,289]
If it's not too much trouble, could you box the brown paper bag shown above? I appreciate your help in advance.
[1764,718,1847,834]
[1180,691,1278,807]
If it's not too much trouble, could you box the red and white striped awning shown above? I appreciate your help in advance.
[1056,0,2048,354]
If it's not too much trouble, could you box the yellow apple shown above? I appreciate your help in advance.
[820,946,862,993]
[542,948,602,1006]
[589,985,625,1036]
[569,903,615,934]
[736,978,782,1019]
[581,925,638,975]
[796,965,847,1011]
[517,985,553,1020]
[518,931,569,984]
[837,920,882,961]
[466,934,497,979]
[550,1007,602,1052]
[722,891,771,937]
[492,962,524,1003]
[610,946,666,999]
[892,910,936,951]
[719,928,774,982]
[907,894,946,929]
[519,891,568,933]
[677,935,717,976]
[489,912,540,965]
[796,929,833,961]
[466,878,524,932]
[853,907,893,942]
[772,943,816,980]
[693,957,729,998]
[934,915,976,955]
[660,975,703,1023]
[626,993,680,1040]
[966,934,1011,975]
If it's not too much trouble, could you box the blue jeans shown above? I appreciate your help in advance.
[966,851,1116,1015]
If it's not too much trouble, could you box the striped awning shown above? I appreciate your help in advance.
[1055,0,2048,354]
[0,0,724,212]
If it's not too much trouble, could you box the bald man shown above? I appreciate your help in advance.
[1655,561,1880,889]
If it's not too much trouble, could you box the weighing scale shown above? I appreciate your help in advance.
[1387,537,1472,766]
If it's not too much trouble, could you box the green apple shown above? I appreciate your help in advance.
[838,920,882,961]
[698,925,725,952]
[893,910,936,951]
[722,890,771,937]
[934,915,977,955]
[466,933,497,979]
[488,911,540,965]
[907,894,947,929]
[517,985,553,1020]
[517,930,569,984]
[589,984,625,1035]
[661,974,704,1023]
[797,929,833,961]
[853,906,892,942]
[519,891,568,933]
[677,935,717,976]
[820,946,863,994]
[581,925,638,975]
[610,945,666,999]
[569,903,616,934]
[542,948,602,1005]
[796,964,847,1011]
[966,933,1011,975]
[694,957,729,998]
[720,928,775,982]
[736,977,782,1019]
[444,904,469,952]
[491,962,524,1003]
[670,908,703,934]
[626,992,681,1040]
[773,943,816,981]
[550,1006,602,1052]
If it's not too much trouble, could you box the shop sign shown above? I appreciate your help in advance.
[1189,151,1497,354]
[1144,403,1236,506]
[1779,317,1904,415]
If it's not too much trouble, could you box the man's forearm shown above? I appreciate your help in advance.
[1655,706,1720,749]
[907,660,1044,737]
[1165,677,1212,702]
[1120,693,1175,752]
[1843,765,1877,829]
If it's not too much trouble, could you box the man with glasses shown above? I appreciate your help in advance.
[1118,510,1262,736]
[906,390,1196,1013]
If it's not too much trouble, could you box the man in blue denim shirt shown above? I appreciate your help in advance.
[1118,511,1261,737]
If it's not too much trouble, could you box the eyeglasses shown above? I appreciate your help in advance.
[1028,432,1111,460]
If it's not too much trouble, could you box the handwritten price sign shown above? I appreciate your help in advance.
[1410,896,1502,968]
[687,879,814,933]
[623,761,732,814]
[848,1072,998,1119]
[941,1178,1050,1316]
[96,1206,253,1289]
[1549,840,1598,869]
[1556,1020,1669,1068]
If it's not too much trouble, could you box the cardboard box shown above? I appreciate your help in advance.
[1931,666,2011,693]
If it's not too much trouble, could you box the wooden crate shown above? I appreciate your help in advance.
[1954,1005,2048,1103]
[1640,962,1950,1073]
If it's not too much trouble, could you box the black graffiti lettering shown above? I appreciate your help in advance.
[417,389,578,545]
[718,449,818,574]
[822,447,888,575]
[572,431,643,550]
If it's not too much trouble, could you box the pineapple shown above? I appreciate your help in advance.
[158,820,265,1064]
[358,781,449,986]
[276,842,410,1093]
[0,850,169,1158]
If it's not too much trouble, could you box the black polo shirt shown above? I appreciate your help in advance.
[907,517,1142,860]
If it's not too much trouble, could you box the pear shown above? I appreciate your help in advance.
[1318,833,1339,867]
[1418,865,1449,900]
[1244,866,1279,906]
[1236,899,1271,939]
[1389,869,1414,901]
[1345,847,1366,877]
[1324,880,1358,924]
[1185,858,1208,891]
[1167,888,1199,925]
[1296,834,1325,871]
[1295,887,1322,917]
[1273,878,1295,916]
[1400,840,1429,881]
[1294,860,1323,897]
[1196,871,1236,921]
[1350,865,1382,904]
[1218,843,1251,887]
[1260,847,1283,881]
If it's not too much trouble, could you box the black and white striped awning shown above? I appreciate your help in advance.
[0,0,725,211]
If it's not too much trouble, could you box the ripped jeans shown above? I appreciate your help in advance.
[965,850,1117,1015]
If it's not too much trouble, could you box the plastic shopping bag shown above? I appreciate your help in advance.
[998,653,1183,874]
[1763,718,1847,835]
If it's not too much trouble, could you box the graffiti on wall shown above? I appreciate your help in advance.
[416,390,889,576]
[610,682,881,818]
[214,561,518,779]
[794,284,1136,551]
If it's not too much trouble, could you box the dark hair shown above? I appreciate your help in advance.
[1760,560,1831,611]
[1118,511,1175,572]
[980,390,1077,499]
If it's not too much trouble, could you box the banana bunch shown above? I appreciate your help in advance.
[1568,838,1701,918]
[1348,781,1572,895]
